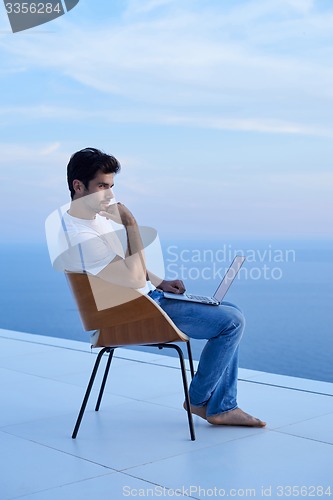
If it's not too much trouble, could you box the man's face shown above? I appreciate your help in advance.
[74,170,115,215]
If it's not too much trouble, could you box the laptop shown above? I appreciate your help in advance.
[163,255,246,305]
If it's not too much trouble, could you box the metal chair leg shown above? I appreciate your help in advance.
[73,343,196,441]
[153,343,195,441]
[72,347,110,439]
[95,348,114,411]
[186,340,195,379]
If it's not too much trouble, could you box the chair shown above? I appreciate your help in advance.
[66,272,196,441]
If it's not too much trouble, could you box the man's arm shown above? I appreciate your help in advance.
[97,203,147,288]
[147,269,186,294]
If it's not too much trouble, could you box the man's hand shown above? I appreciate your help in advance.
[157,279,186,294]
[99,202,136,226]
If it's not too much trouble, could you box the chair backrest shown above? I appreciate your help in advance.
[66,272,189,348]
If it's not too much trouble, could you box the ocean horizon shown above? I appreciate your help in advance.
[1,238,332,383]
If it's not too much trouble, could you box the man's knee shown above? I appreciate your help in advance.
[223,307,245,336]
[232,309,245,329]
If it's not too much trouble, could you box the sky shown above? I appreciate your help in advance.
[0,0,332,243]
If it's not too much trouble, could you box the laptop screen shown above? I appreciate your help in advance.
[213,255,246,303]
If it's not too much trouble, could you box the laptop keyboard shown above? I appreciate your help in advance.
[186,294,217,304]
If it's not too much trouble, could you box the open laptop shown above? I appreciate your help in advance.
[163,255,246,305]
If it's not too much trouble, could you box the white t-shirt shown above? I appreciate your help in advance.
[46,206,154,295]
[60,211,126,274]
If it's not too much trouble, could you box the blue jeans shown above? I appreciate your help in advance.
[149,290,245,417]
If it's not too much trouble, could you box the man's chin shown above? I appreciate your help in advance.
[100,202,110,210]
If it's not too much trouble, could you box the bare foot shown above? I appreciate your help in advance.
[207,408,266,427]
[183,401,207,420]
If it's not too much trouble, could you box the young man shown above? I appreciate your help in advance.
[61,147,266,427]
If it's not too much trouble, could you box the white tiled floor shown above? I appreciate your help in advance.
[0,329,332,500]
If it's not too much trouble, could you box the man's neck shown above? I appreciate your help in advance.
[68,200,96,220]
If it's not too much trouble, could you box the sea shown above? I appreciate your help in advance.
[0,238,332,383]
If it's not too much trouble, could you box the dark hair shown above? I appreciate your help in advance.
[67,147,121,199]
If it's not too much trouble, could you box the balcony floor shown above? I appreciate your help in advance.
[1,329,332,499]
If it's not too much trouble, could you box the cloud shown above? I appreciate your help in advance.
[125,0,178,15]
[282,0,314,14]
[40,142,61,155]
[1,104,333,138]
[157,115,333,137]
[1,1,331,240]
[0,141,65,163]
[0,142,69,196]
[1,0,333,137]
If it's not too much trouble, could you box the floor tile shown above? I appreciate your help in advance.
[0,346,135,382]
[128,431,333,498]
[18,472,193,500]
[0,368,77,427]
[116,347,165,364]
[0,431,109,500]
[0,337,55,358]
[82,360,190,401]
[0,367,128,428]
[3,399,265,471]
[237,379,333,428]
[0,348,92,379]
[277,412,333,444]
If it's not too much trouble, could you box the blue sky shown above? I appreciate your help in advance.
[0,0,332,242]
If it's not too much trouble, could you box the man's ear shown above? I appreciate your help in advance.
[72,179,83,193]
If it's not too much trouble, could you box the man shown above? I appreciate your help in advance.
[61,147,266,427]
